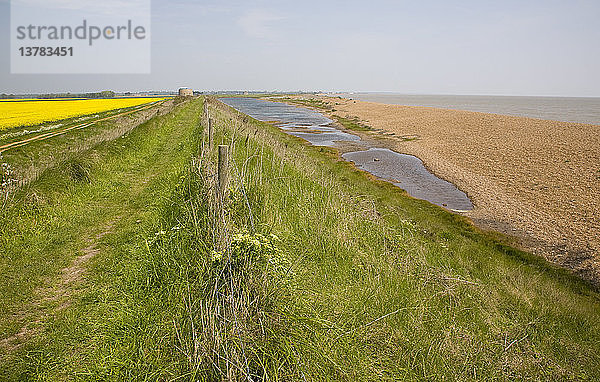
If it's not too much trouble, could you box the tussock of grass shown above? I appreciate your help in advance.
[334,115,372,131]
[273,97,334,113]
[65,157,92,183]
[1,97,599,380]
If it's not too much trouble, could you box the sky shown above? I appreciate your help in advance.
[1,0,599,96]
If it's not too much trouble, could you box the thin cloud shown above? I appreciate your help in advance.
[238,10,284,39]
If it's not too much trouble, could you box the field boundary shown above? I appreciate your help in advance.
[0,100,165,153]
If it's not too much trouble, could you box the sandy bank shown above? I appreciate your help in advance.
[301,96,600,283]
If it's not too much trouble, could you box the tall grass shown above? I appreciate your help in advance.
[1,96,599,380]
[101,97,599,379]
[172,97,600,380]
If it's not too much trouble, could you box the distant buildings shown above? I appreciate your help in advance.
[178,88,193,97]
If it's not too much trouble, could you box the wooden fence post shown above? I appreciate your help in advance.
[218,145,229,199]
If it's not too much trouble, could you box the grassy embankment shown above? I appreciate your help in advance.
[0,98,198,378]
[1,96,599,380]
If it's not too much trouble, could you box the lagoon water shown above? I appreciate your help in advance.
[220,97,473,211]
[343,149,473,211]
[221,97,332,126]
[340,93,600,125]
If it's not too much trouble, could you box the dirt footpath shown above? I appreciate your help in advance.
[307,96,600,284]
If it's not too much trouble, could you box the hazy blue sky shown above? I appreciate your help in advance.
[1,0,599,96]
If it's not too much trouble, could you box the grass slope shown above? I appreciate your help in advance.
[201,100,600,380]
[0,99,201,379]
[0,97,598,380]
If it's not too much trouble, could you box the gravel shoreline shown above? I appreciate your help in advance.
[310,96,600,284]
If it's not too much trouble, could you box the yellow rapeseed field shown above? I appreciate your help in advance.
[0,98,165,130]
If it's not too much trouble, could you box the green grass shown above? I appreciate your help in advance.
[272,96,334,112]
[0,96,599,380]
[0,98,202,378]
[200,101,600,380]
[334,115,372,131]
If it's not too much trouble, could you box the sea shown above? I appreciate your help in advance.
[338,93,600,125]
